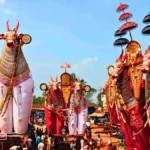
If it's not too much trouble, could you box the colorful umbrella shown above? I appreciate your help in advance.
[60,63,71,72]
[114,30,126,37]
[120,22,138,32]
[142,25,150,34]
[143,13,150,23]
[113,38,129,46]
[119,12,133,21]
[116,4,128,12]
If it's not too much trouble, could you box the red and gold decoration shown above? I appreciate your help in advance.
[104,65,120,126]
[60,63,72,107]
[126,41,143,99]
[108,2,150,150]
[60,72,71,108]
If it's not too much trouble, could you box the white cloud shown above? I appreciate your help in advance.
[72,57,98,69]
[72,64,80,69]
[3,8,15,15]
[0,0,6,4]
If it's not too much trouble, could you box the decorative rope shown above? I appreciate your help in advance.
[116,84,149,137]
[105,84,119,126]
[0,44,21,117]
[119,105,149,136]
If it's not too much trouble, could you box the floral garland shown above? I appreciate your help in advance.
[0,44,21,117]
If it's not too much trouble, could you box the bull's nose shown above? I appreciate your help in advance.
[7,40,14,43]
[112,74,118,78]
[7,41,15,48]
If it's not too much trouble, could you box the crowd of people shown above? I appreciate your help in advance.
[8,124,125,150]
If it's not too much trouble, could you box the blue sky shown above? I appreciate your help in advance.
[0,0,150,96]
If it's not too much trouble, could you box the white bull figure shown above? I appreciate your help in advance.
[68,77,88,135]
[0,20,34,134]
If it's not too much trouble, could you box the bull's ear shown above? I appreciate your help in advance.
[0,34,6,39]
[17,33,24,38]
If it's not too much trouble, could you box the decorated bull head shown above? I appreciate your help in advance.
[73,77,91,92]
[112,50,125,78]
[50,76,59,90]
[0,20,32,48]
[141,46,150,73]
[74,77,82,90]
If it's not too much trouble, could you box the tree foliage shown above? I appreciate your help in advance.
[33,95,45,104]
[97,92,103,107]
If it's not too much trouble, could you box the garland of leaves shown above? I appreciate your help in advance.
[0,44,21,117]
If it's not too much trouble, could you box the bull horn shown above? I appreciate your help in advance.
[6,20,10,31]
[15,19,19,32]
[56,75,58,82]
[120,49,124,58]
[146,46,150,53]
[117,50,124,61]
[50,76,54,82]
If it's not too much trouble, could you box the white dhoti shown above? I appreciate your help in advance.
[0,77,34,134]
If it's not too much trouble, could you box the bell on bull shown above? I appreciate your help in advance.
[0,20,34,134]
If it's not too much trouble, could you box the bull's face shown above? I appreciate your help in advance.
[0,20,23,48]
[74,77,82,90]
[112,60,124,78]
[5,30,17,48]
[141,51,150,73]
[49,76,59,90]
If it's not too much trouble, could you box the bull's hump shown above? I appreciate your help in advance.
[0,45,30,80]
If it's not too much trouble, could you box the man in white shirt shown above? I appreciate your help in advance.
[27,137,33,150]
[70,140,76,150]
[108,133,112,145]
[22,145,28,150]
[9,145,20,150]
[80,137,84,150]
[38,141,45,150]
